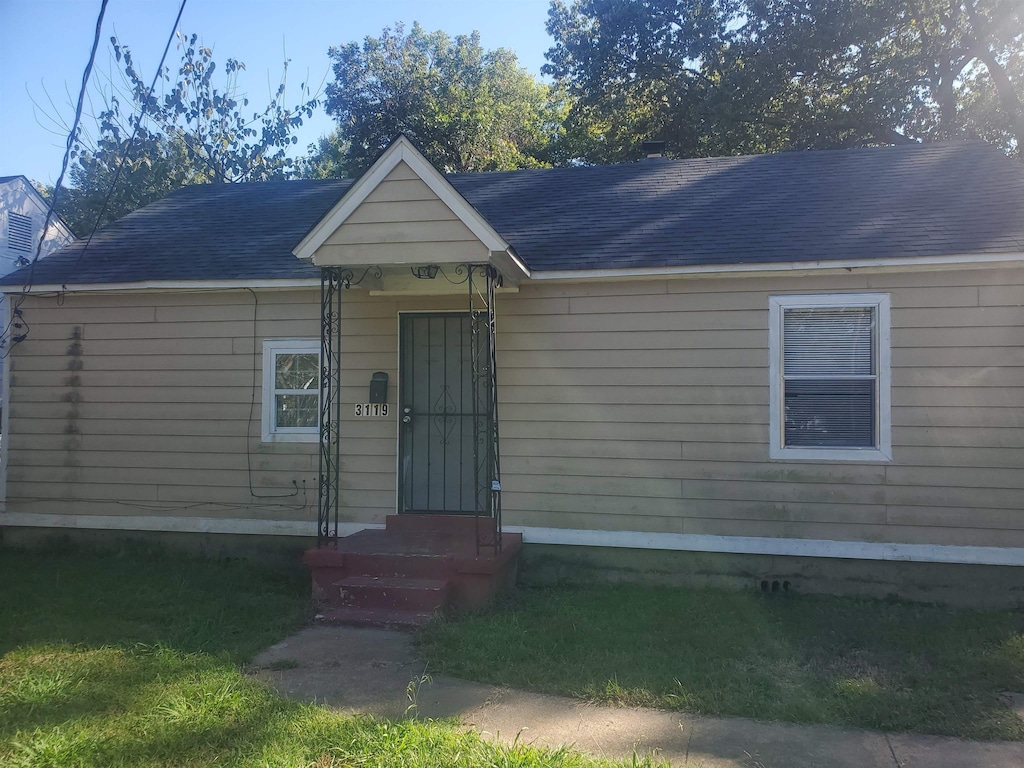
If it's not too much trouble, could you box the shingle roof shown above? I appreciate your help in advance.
[4,141,1023,287]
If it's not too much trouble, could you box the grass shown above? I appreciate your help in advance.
[0,542,660,768]
[419,584,1024,741]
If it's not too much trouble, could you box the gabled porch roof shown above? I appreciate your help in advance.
[292,135,531,292]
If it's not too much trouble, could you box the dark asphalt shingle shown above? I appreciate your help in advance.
[4,141,1023,287]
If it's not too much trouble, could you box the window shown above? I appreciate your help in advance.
[8,213,33,252]
[262,339,320,442]
[769,294,891,461]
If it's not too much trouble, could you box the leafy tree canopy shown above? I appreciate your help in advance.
[545,0,1024,162]
[54,32,317,235]
[314,22,567,177]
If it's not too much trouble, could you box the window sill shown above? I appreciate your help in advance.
[769,446,892,463]
[261,432,319,444]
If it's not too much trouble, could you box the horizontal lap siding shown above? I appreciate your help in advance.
[7,265,1022,549]
[495,268,1024,547]
[6,289,321,524]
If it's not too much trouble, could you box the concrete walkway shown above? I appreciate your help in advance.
[251,625,1024,768]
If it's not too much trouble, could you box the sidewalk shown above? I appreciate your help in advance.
[251,625,1024,768]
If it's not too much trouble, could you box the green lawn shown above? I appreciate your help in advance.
[419,584,1024,741]
[0,543,658,768]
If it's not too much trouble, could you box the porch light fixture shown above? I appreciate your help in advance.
[411,264,440,279]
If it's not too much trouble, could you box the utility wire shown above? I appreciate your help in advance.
[61,0,189,291]
[0,0,109,356]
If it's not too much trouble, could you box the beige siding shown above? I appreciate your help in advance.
[5,265,1023,550]
[334,267,1024,547]
[5,289,321,524]
[314,162,489,265]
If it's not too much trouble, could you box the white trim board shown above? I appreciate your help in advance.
[0,512,379,538]
[529,252,1024,282]
[3,512,1022,567]
[1,279,321,294]
[8,251,1023,296]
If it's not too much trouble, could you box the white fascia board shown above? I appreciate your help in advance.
[492,248,532,281]
[293,135,512,263]
[1,278,321,295]
[8,250,1022,296]
[4,512,1024,566]
[528,252,1024,282]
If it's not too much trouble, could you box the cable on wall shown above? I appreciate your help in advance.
[244,287,303,499]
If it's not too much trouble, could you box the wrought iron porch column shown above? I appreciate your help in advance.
[318,268,343,545]
[468,264,503,554]
[318,266,383,546]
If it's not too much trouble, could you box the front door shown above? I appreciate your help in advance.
[399,312,487,514]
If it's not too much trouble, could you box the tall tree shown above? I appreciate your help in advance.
[545,1,1024,161]
[55,32,317,235]
[318,23,566,177]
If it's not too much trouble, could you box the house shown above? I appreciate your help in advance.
[0,136,1022,612]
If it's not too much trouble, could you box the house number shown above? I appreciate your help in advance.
[354,403,389,417]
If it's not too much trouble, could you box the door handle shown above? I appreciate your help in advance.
[402,415,412,424]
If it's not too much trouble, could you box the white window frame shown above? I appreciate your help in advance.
[262,338,320,443]
[769,293,892,462]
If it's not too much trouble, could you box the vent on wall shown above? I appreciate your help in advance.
[8,213,33,252]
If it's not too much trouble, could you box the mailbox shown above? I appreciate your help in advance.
[369,372,388,404]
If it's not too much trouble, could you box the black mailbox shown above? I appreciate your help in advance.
[369,372,388,404]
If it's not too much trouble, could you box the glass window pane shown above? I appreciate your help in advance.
[783,307,875,376]
[784,379,875,447]
[276,393,318,428]
[275,353,318,390]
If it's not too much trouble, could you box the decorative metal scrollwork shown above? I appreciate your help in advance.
[338,265,383,289]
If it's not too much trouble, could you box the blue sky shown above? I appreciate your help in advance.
[0,0,555,184]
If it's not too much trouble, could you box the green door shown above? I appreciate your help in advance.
[398,313,487,514]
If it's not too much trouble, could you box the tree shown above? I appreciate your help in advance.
[544,1,1024,162]
[318,23,567,177]
[54,32,317,235]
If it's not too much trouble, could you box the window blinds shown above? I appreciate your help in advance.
[782,307,877,448]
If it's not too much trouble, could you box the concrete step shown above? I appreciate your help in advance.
[333,575,450,612]
[314,606,436,629]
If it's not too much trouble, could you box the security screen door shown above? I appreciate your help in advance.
[398,312,487,514]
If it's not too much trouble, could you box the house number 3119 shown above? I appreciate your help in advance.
[354,403,389,417]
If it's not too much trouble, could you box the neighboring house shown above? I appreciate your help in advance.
[0,176,75,274]
[1,137,1022,606]
[0,176,75,469]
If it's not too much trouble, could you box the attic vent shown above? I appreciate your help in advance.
[8,213,33,252]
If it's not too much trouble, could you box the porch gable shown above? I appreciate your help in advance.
[292,135,528,285]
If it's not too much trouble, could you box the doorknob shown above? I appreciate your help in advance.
[402,414,412,424]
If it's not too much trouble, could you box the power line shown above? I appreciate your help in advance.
[0,0,109,357]
[61,0,189,291]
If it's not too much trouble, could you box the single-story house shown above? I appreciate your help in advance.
[1,136,1022,609]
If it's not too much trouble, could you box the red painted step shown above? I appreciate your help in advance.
[333,575,450,612]
[304,515,522,620]
[340,551,456,580]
